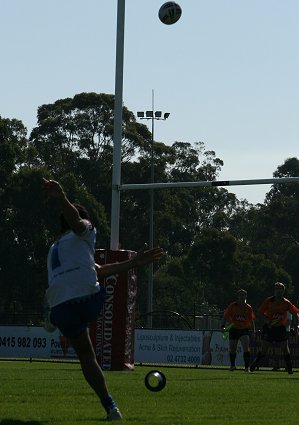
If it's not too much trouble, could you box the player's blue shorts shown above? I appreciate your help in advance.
[50,285,107,339]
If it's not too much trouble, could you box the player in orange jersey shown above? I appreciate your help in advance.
[222,289,255,372]
[250,282,299,374]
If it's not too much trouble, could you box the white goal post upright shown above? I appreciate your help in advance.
[111,0,125,251]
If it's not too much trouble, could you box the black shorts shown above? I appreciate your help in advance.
[261,324,288,343]
[229,328,250,341]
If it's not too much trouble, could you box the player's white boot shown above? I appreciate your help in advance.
[107,406,122,421]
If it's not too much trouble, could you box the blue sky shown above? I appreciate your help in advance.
[1,1,299,204]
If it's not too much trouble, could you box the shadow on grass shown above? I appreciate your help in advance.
[0,421,43,425]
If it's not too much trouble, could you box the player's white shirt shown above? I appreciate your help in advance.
[46,220,100,308]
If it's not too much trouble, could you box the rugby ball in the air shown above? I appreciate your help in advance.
[158,2,182,25]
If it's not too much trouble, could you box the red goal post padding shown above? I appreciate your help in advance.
[89,249,137,371]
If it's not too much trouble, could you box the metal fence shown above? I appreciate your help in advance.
[0,306,222,330]
[0,303,43,326]
[135,310,222,330]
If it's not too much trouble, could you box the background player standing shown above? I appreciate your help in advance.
[250,282,298,374]
[222,289,255,372]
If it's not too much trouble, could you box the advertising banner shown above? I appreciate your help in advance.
[90,249,137,370]
[201,330,244,366]
[135,329,202,365]
[0,326,76,359]
[135,329,246,366]
[3,326,299,369]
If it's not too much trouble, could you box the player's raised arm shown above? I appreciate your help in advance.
[95,247,163,279]
[42,178,86,234]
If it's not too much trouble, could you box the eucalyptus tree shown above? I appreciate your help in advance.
[29,92,151,214]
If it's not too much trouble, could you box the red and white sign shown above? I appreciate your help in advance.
[90,249,137,370]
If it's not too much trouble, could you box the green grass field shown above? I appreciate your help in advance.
[1,361,299,425]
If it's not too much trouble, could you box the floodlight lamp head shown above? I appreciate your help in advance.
[137,111,144,118]
[155,111,162,118]
[164,112,170,120]
[146,111,154,118]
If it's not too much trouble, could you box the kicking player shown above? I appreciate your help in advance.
[43,178,162,421]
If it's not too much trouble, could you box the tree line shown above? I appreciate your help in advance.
[1,92,299,325]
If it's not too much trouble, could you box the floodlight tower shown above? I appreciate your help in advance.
[137,91,170,328]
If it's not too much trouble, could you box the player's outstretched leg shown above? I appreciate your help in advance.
[70,330,122,421]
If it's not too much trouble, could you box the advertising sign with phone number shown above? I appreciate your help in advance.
[0,326,76,359]
[1,326,246,366]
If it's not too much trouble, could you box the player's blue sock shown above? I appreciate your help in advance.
[100,395,117,413]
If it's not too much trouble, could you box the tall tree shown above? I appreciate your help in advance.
[29,92,151,214]
[0,116,27,189]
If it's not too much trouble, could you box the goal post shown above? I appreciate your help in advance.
[120,176,299,191]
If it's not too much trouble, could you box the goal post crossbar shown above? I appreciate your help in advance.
[119,177,299,191]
